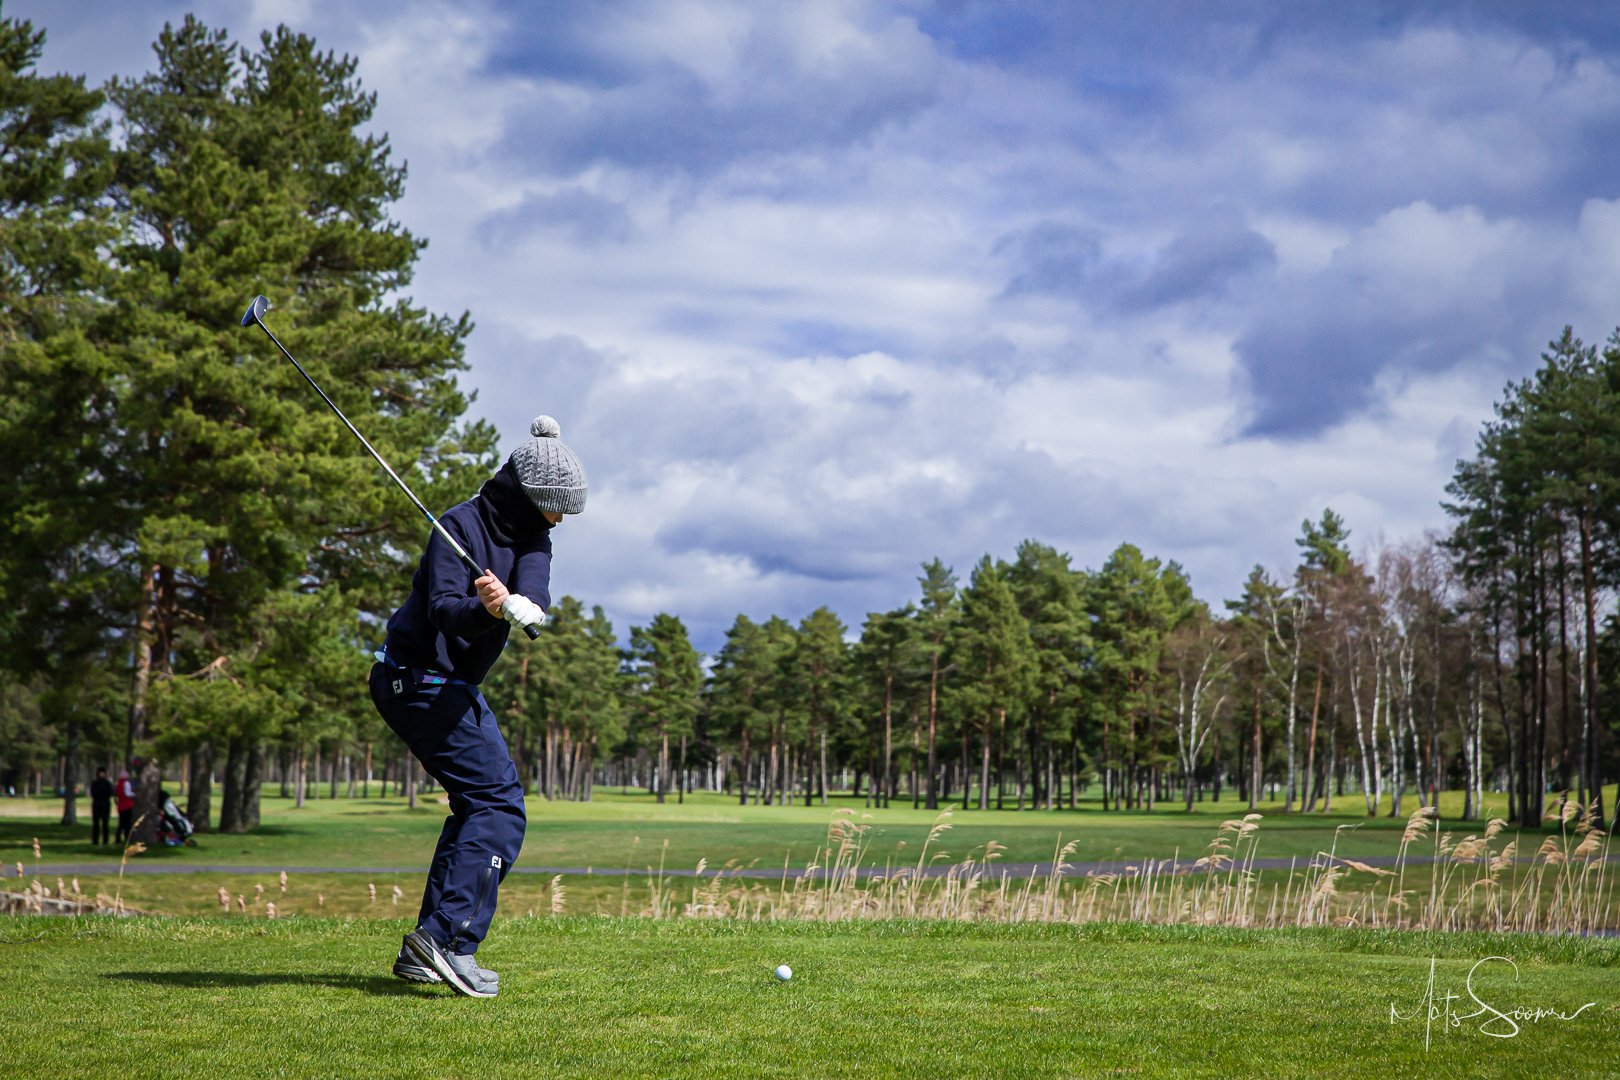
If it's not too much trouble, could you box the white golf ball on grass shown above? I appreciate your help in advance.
[774,964,793,982]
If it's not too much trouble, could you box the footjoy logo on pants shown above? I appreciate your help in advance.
[491,855,503,869]
[392,678,404,695]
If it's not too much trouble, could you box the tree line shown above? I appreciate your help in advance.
[1,13,1615,836]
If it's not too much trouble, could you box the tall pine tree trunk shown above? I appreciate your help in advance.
[187,743,212,832]
[126,563,158,765]
[925,655,940,810]
[657,728,669,804]
[58,711,79,827]
[818,730,828,806]
[1302,663,1323,812]
[978,718,991,811]
[1578,503,1605,827]
[881,671,893,810]
[241,741,264,829]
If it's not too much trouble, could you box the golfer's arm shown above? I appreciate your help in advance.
[424,528,503,636]
[508,547,553,614]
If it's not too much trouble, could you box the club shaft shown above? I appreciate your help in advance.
[248,316,481,576]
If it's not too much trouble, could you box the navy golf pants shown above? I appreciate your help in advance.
[369,662,525,955]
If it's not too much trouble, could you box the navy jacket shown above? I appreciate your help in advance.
[382,461,553,685]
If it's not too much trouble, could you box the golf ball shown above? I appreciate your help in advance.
[775,964,793,981]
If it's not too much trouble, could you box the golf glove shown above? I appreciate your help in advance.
[502,593,546,632]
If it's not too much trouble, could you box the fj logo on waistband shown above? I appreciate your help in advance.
[491,855,503,869]
[392,679,403,695]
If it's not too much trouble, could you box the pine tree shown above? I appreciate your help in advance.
[1292,510,1352,812]
[1226,567,1283,810]
[709,614,775,805]
[1002,541,1089,811]
[951,556,1034,810]
[627,614,701,803]
[514,597,624,801]
[793,607,848,805]
[852,605,922,808]
[0,12,121,825]
[83,18,490,839]
[915,559,958,809]
[1089,543,1186,810]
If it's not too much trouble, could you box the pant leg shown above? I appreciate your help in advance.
[370,663,525,955]
[92,810,109,845]
[116,809,132,844]
[418,806,464,929]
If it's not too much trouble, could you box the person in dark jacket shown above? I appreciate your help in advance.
[375,415,586,998]
[90,767,113,846]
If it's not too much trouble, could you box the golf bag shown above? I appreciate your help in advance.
[158,791,196,846]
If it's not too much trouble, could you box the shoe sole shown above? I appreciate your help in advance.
[393,961,441,983]
[405,930,497,998]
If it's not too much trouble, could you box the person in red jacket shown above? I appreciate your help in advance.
[114,766,137,845]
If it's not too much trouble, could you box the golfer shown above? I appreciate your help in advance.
[370,415,586,998]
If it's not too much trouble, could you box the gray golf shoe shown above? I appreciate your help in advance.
[404,929,499,998]
[393,935,441,983]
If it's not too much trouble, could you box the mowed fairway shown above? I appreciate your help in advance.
[9,785,1611,876]
[1,915,1614,1077]
[6,787,1617,925]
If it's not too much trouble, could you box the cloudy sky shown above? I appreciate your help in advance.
[21,1,1620,650]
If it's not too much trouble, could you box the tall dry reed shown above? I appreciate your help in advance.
[649,804,1616,933]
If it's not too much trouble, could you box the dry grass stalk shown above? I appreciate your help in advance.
[635,807,1617,935]
[114,818,146,914]
[550,874,567,915]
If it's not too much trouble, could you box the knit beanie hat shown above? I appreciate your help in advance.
[510,415,587,514]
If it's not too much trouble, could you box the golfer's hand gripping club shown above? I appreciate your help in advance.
[502,593,546,633]
[476,569,546,635]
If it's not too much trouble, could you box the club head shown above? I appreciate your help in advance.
[240,295,271,327]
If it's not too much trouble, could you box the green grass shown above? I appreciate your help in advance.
[7,784,1612,877]
[5,786,1614,933]
[0,915,1613,1077]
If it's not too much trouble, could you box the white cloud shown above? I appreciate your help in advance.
[17,0,1620,651]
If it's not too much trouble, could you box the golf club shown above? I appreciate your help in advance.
[239,294,542,639]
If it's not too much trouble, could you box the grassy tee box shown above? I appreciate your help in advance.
[1,916,1613,1078]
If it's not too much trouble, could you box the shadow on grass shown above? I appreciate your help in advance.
[0,820,311,863]
[103,971,437,996]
